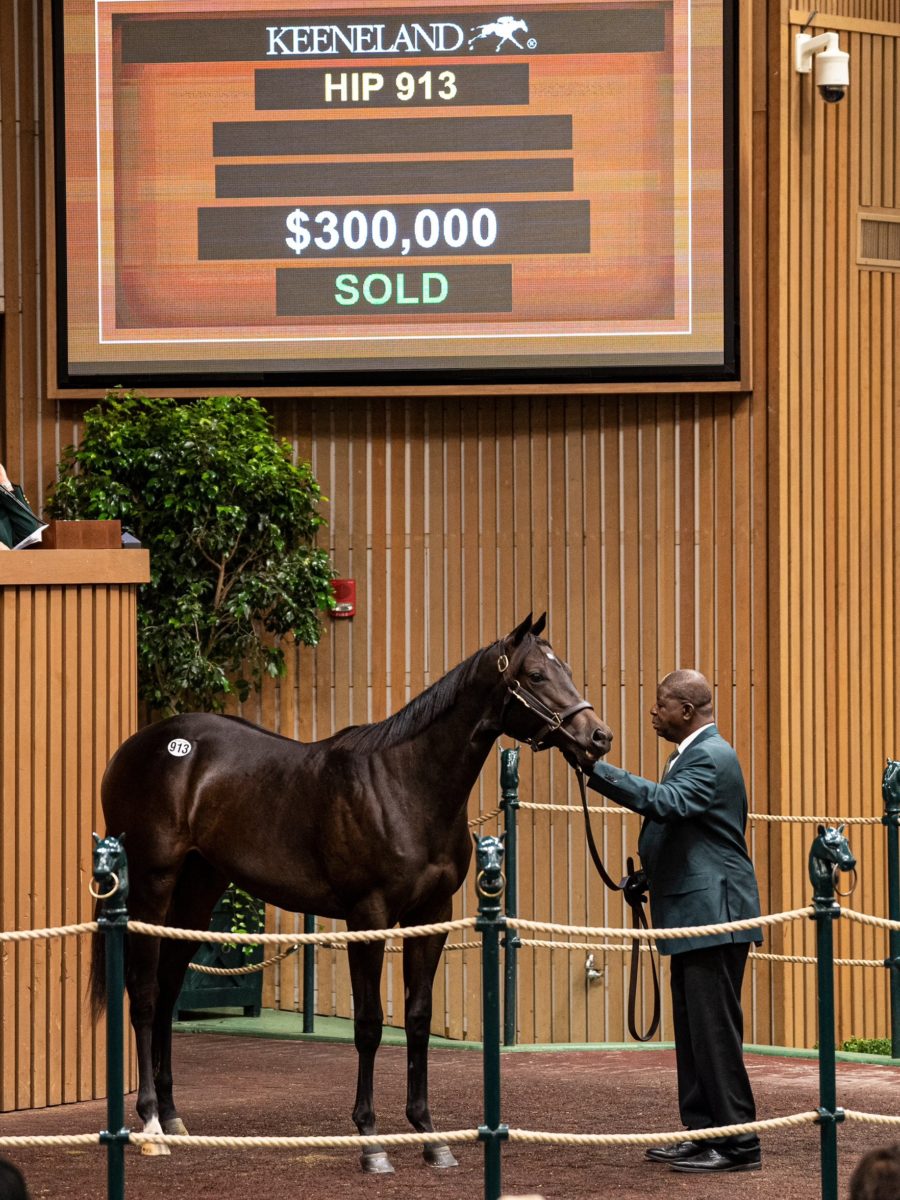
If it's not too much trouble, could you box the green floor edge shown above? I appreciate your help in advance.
[172,1007,900,1066]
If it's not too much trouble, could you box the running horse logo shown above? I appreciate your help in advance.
[468,15,530,51]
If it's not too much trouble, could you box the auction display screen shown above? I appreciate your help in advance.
[52,0,737,389]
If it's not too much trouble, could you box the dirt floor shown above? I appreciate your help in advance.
[3,1035,900,1200]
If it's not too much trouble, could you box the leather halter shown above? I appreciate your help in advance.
[497,652,594,750]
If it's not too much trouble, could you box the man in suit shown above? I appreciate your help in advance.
[571,669,762,1173]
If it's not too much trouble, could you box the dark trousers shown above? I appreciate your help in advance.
[669,941,759,1154]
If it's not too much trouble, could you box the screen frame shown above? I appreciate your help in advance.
[47,0,744,397]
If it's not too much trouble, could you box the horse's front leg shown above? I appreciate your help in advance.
[346,938,391,1173]
[403,904,457,1168]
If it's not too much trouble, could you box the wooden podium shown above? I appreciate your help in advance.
[0,550,149,1110]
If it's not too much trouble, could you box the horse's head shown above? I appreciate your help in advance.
[497,614,612,761]
[808,824,857,893]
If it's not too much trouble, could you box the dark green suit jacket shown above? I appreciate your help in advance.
[587,725,762,955]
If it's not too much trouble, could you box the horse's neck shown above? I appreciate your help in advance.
[408,672,504,804]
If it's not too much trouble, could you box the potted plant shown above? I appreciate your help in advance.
[50,390,334,1015]
[175,887,268,1018]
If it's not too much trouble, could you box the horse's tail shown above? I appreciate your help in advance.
[89,904,108,1021]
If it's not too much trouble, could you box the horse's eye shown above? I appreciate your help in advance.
[529,671,546,684]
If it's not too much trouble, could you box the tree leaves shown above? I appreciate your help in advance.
[49,390,335,715]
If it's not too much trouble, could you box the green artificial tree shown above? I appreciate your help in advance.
[50,389,334,716]
[50,391,335,962]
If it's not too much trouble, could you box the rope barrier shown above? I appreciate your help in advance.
[129,916,477,946]
[506,1111,821,1146]
[844,1111,900,1127]
[509,907,813,942]
[516,940,884,967]
[131,1129,481,1150]
[188,938,482,976]
[843,909,900,933]
[0,921,97,944]
[516,802,880,825]
[0,1134,102,1149]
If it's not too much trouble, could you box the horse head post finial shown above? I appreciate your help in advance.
[474,834,506,919]
[808,824,857,908]
[91,833,130,924]
[883,759,900,828]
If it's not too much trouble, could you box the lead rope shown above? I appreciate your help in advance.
[576,770,661,1042]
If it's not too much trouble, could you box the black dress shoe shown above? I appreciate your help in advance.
[671,1147,761,1173]
[644,1141,703,1163]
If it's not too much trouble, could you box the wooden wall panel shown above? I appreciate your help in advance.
[773,10,900,1048]
[2,1,899,1116]
[258,389,774,1048]
[0,577,140,1110]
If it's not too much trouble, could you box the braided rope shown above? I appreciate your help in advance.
[506,1112,820,1146]
[516,940,882,967]
[131,1129,480,1150]
[843,909,900,933]
[0,1134,101,1148]
[129,916,477,946]
[516,802,880,825]
[189,945,300,976]
[189,938,482,976]
[0,921,97,944]
[750,951,884,968]
[844,1111,900,1127]
[469,807,503,829]
[509,907,812,942]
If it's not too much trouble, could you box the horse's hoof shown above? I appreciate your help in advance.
[361,1150,395,1174]
[424,1144,458,1169]
[139,1140,171,1157]
[162,1118,189,1135]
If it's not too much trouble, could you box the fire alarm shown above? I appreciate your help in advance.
[331,578,356,618]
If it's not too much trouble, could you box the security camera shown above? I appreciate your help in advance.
[794,31,850,103]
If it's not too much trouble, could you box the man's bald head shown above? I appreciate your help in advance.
[651,670,715,743]
[659,670,714,717]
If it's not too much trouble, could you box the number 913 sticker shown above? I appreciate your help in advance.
[167,738,193,757]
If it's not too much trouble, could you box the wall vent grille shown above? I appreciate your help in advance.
[858,210,900,269]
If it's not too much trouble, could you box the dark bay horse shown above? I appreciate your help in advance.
[90,614,611,1171]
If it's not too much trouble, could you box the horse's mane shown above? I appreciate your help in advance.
[329,641,500,752]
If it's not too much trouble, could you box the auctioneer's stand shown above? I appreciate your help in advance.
[0,549,149,1111]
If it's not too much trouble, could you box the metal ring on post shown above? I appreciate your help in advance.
[834,866,858,898]
[89,873,120,901]
[476,869,506,898]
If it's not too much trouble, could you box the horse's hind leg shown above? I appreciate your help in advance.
[346,938,392,1173]
[403,904,457,1168]
[152,856,229,1139]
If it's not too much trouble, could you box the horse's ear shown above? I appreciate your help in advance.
[817,824,826,836]
[531,612,547,639]
[838,823,845,835]
[509,614,533,646]
[92,832,99,846]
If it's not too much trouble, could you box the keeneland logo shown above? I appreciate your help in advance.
[265,21,467,56]
[467,15,530,51]
[264,15,533,56]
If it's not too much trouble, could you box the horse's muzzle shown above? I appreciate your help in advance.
[590,725,613,758]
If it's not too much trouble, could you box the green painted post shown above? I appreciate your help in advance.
[809,827,855,1200]
[93,836,131,1200]
[303,914,316,1034]
[881,760,900,1058]
[475,834,508,1200]
[501,747,520,1047]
